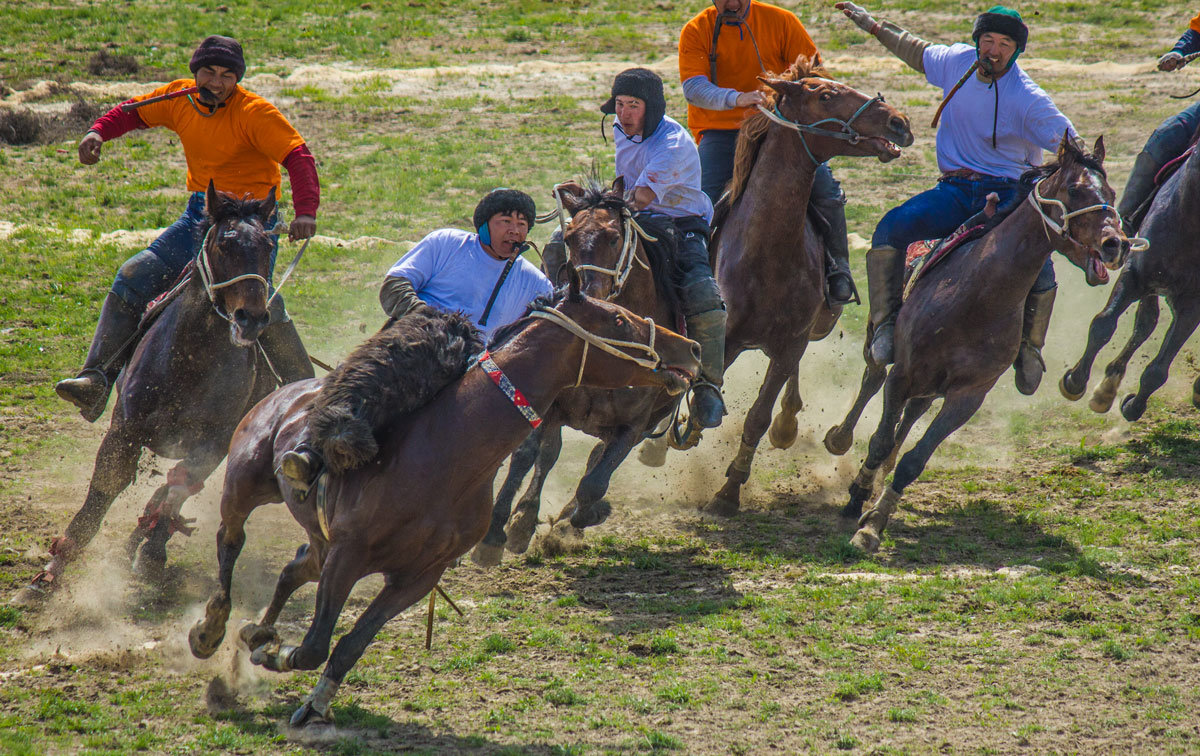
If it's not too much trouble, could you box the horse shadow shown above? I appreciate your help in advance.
[1118,418,1200,479]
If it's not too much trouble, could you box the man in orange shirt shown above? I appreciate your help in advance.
[57,36,321,422]
[679,0,856,304]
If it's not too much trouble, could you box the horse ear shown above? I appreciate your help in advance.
[759,77,799,98]
[260,186,278,224]
[1056,130,1081,163]
[205,179,223,219]
[565,262,583,301]
[1092,135,1106,164]
[559,183,586,215]
[611,175,625,197]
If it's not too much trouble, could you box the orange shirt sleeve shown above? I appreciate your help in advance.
[679,14,713,84]
[239,98,306,164]
[1191,12,1200,33]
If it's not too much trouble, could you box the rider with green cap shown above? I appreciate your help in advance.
[835,4,1077,395]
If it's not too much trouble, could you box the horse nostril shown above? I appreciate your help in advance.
[690,342,702,363]
[233,308,251,327]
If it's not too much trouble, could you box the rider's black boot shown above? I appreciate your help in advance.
[259,296,315,384]
[815,198,856,306]
[1013,286,1056,396]
[1117,151,1162,236]
[686,306,728,429]
[56,291,141,422]
[278,443,322,497]
[865,246,904,365]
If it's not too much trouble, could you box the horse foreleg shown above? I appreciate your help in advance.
[852,388,986,553]
[768,369,804,450]
[843,369,908,521]
[1060,271,1141,401]
[505,422,563,554]
[825,358,888,456]
[290,566,444,728]
[706,356,794,517]
[1090,296,1159,413]
[1121,302,1200,421]
[130,452,223,582]
[238,540,324,654]
[878,396,936,484]
[542,426,640,556]
[471,427,543,567]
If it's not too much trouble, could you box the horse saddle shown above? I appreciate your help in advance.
[903,192,1003,300]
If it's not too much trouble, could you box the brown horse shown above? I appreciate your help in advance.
[14,183,279,603]
[187,268,700,728]
[837,137,1129,552]
[704,58,914,516]
[471,177,684,565]
[1060,135,1200,421]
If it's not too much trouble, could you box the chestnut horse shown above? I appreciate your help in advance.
[1060,133,1199,421]
[703,58,914,516]
[837,137,1130,552]
[471,177,684,565]
[187,269,700,728]
[15,184,279,603]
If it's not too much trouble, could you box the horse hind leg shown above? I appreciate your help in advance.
[768,371,803,449]
[505,423,563,554]
[1121,302,1200,421]
[1060,271,1141,401]
[543,427,639,556]
[471,427,543,567]
[842,368,908,521]
[878,397,935,484]
[130,454,221,583]
[1090,296,1159,413]
[825,357,888,456]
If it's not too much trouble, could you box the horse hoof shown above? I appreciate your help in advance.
[132,545,167,584]
[189,621,225,660]
[839,500,863,522]
[569,500,611,529]
[289,700,333,729]
[538,521,586,557]
[1120,394,1146,422]
[849,528,881,553]
[824,426,853,456]
[1059,373,1086,402]
[238,622,279,652]
[768,415,799,450]
[504,509,539,554]
[702,494,740,518]
[637,437,668,467]
[470,541,504,568]
[1088,391,1115,414]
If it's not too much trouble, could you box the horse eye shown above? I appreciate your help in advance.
[1067,186,1082,199]
[613,314,626,328]
[819,92,832,101]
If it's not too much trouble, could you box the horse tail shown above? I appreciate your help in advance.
[309,404,378,475]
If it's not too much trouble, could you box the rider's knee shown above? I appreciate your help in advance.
[113,251,174,310]
[1032,259,1056,294]
[268,293,290,324]
[681,277,724,316]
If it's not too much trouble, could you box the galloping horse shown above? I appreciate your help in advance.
[471,178,682,565]
[1060,133,1200,420]
[837,137,1129,552]
[704,58,914,516]
[187,268,700,728]
[15,183,279,602]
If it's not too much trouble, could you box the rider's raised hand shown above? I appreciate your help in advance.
[835,2,878,34]
[735,90,767,108]
[289,215,316,242]
[1158,51,1185,72]
[78,131,103,165]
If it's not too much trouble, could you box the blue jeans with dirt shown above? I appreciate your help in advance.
[873,175,1056,293]
[1143,101,1200,165]
[698,128,843,212]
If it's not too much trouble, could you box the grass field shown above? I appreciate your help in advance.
[3,2,1200,754]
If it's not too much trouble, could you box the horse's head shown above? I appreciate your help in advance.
[1028,134,1130,286]
[558,176,633,299]
[761,57,913,164]
[547,263,700,395]
[202,180,276,345]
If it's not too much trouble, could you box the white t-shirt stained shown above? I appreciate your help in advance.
[386,228,553,337]
[614,114,714,222]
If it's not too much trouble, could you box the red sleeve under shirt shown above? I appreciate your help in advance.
[87,104,320,219]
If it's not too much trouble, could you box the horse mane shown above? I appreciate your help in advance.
[308,309,485,473]
[569,178,683,320]
[1020,144,1107,186]
[716,55,830,226]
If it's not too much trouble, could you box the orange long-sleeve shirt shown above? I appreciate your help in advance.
[1191,11,1200,32]
[678,1,818,142]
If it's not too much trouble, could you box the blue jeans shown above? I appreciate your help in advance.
[698,128,843,209]
[873,176,1056,293]
[1144,102,1200,165]
[112,192,279,310]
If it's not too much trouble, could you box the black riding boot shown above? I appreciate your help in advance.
[865,246,904,365]
[687,307,727,428]
[259,297,315,384]
[1117,151,1162,236]
[811,197,856,306]
[1013,286,1056,396]
[55,291,141,422]
[278,437,322,497]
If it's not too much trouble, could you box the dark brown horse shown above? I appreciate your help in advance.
[836,137,1129,552]
[187,269,700,728]
[1060,137,1200,420]
[14,183,279,603]
[703,58,914,516]
[470,177,684,565]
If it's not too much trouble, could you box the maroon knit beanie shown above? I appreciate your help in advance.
[189,35,246,80]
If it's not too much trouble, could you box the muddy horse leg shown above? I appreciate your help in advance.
[852,389,986,553]
[706,354,796,517]
[471,426,543,567]
[239,540,324,652]
[1060,271,1141,401]
[505,422,563,554]
[768,370,804,450]
[842,369,908,521]
[825,356,888,456]
[14,425,142,603]
[1090,296,1159,413]
[878,396,936,482]
[1121,302,1200,421]
[289,567,444,728]
[129,451,224,582]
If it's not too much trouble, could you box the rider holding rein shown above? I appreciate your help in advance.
[278,189,552,494]
[678,0,857,306]
[58,35,320,422]
[837,4,1076,395]
[1117,12,1200,232]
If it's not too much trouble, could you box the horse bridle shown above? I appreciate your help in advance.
[756,82,886,165]
[529,304,661,388]
[1027,177,1148,253]
[548,184,657,300]
[195,222,272,323]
